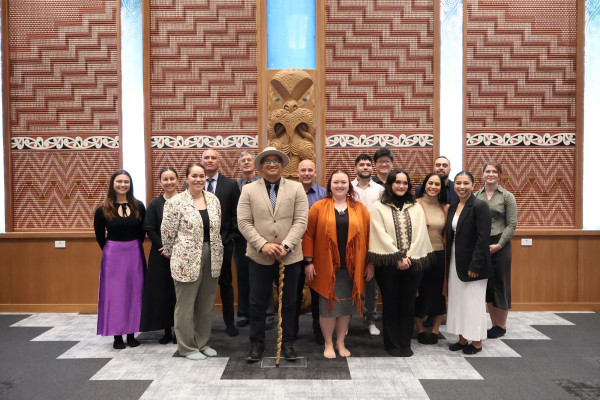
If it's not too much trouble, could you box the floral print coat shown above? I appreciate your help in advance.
[161,190,224,282]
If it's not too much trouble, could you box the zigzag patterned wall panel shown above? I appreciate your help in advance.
[466,147,575,228]
[11,151,121,231]
[466,0,577,228]
[7,0,120,231]
[148,0,258,190]
[466,0,576,129]
[325,0,434,134]
[149,0,257,135]
[324,0,434,180]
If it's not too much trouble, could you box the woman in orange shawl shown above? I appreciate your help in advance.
[303,169,374,359]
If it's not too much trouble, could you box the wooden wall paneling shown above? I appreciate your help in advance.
[511,236,579,308]
[1,0,12,231]
[577,237,600,303]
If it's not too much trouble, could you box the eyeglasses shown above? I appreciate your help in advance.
[377,160,391,165]
[262,159,281,166]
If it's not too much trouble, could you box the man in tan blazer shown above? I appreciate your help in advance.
[237,147,308,363]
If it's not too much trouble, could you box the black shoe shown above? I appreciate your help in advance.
[226,324,239,337]
[159,329,172,345]
[387,347,413,357]
[449,341,468,351]
[417,332,429,345]
[282,343,297,361]
[113,335,125,350]
[462,344,482,354]
[246,345,263,363]
[127,333,140,348]
[428,333,439,344]
[487,326,506,339]
[236,318,249,327]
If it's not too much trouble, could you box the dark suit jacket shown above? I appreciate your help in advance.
[446,195,491,282]
[214,174,241,245]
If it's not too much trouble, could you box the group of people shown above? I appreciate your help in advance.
[93,146,517,362]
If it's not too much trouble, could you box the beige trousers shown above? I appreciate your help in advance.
[174,242,219,357]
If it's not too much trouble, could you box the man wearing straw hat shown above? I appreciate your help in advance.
[237,147,309,363]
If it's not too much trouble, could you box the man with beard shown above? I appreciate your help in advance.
[351,154,384,336]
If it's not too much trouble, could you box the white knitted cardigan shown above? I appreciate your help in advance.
[367,200,435,269]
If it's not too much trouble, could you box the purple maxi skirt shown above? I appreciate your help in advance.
[97,240,146,336]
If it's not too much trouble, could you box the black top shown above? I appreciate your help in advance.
[445,195,491,282]
[335,209,349,270]
[94,201,146,249]
[199,209,210,242]
[143,195,166,250]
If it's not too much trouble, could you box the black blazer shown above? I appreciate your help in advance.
[446,195,492,282]
[214,174,241,245]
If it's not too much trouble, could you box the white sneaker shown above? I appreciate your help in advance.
[368,324,380,336]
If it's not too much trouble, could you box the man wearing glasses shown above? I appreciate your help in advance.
[237,147,309,363]
[372,148,394,186]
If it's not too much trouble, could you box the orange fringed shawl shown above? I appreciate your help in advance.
[302,197,370,314]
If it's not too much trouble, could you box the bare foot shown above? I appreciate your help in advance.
[336,343,351,357]
[323,343,336,359]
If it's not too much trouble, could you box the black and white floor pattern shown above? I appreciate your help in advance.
[1,312,599,400]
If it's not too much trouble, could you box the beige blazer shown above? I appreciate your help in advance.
[237,177,308,265]
[161,190,224,282]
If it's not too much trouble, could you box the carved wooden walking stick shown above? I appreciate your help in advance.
[275,258,285,367]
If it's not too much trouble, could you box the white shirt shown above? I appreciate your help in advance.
[351,178,384,212]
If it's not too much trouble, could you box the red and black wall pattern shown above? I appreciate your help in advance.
[6,0,120,231]
[465,0,577,228]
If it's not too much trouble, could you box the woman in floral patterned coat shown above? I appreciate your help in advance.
[161,162,224,361]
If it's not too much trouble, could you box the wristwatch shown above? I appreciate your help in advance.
[283,244,291,253]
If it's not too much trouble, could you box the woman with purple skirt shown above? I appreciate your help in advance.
[94,169,146,349]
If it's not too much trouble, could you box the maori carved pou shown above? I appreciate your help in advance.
[267,68,317,180]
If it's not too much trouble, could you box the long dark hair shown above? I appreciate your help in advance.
[326,169,357,207]
[102,169,142,220]
[182,162,206,191]
[380,168,415,206]
[416,172,447,204]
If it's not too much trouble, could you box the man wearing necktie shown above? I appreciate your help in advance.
[237,147,308,363]
[202,149,241,337]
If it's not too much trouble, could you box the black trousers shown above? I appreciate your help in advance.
[249,260,301,348]
[295,267,322,338]
[415,250,446,318]
[486,235,512,309]
[375,265,424,352]
[218,241,235,327]
[233,238,250,319]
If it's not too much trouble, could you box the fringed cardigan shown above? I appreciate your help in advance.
[302,197,370,314]
[367,200,435,270]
